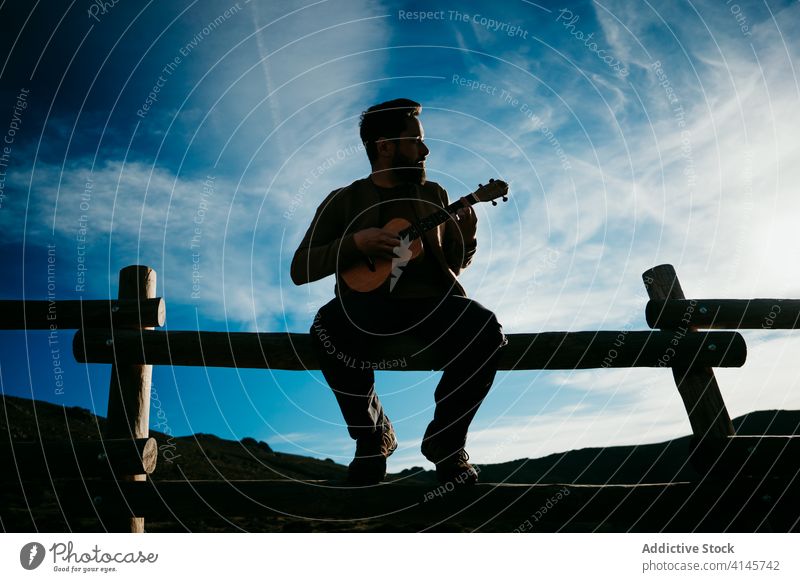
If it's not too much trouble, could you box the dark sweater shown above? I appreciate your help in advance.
[290,177,477,297]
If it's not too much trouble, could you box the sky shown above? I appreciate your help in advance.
[1,0,799,472]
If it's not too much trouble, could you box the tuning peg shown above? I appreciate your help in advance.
[489,178,494,183]
[492,200,497,206]
[502,196,508,202]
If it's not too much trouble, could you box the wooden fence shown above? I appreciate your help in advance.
[1,263,798,532]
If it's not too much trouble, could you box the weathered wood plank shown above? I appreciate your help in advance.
[0,438,157,481]
[643,265,735,441]
[0,299,165,329]
[48,478,799,532]
[646,299,800,329]
[73,329,747,370]
[104,265,156,533]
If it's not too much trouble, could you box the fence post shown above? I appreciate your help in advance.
[642,265,734,445]
[104,265,156,533]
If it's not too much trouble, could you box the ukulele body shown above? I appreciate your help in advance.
[340,217,423,292]
[338,178,508,293]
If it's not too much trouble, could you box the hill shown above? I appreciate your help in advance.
[2,394,798,531]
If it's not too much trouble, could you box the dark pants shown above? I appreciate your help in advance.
[309,293,507,451]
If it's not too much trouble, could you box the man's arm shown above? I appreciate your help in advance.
[290,190,362,286]
[439,185,477,276]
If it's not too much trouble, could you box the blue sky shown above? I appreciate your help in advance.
[1,0,799,471]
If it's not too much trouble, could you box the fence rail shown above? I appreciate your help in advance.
[73,328,747,370]
[646,298,800,329]
[0,438,158,481]
[44,478,800,532]
[0,298,165,329]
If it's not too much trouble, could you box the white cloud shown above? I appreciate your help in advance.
[1,0,394,330]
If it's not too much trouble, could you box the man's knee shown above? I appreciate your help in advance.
[483,312,507,349]
[466,304,506,351]
[441,298,505,352]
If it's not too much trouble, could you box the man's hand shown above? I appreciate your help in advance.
[353,227,401,259]
[454,198,477,243]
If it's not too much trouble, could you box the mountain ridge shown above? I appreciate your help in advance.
[3,394,799,485]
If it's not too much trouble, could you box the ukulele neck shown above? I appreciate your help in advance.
[397,193,478,241]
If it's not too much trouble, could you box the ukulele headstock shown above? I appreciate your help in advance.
[472,178,509,206]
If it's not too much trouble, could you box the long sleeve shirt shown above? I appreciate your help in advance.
[290,177,477,298]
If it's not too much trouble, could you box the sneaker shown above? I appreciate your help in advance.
[347,416,398,485]
[421,436,478,486]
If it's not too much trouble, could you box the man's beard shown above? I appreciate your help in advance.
[391,151,426,185]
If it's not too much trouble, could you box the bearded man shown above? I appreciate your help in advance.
[291,98,506,485]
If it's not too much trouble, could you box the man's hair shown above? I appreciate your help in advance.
[359,98,422,165]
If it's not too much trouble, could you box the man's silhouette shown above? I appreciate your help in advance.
[291,98,506,485]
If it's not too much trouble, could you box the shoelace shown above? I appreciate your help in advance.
[453,449,470,465]
[381,424,398,455]
[354,420,397,458]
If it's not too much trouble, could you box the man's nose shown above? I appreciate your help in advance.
[420,141,429,157]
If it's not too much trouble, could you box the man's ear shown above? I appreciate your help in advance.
[375,136,394,159]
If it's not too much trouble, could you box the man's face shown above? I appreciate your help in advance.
[391,117,429,185]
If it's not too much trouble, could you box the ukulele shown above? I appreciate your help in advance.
[341,179,509,292]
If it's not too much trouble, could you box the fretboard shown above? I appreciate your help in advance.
[397,194,477,241]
